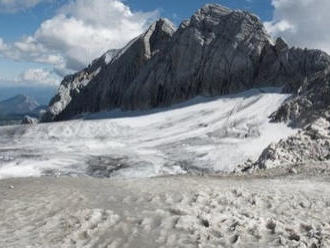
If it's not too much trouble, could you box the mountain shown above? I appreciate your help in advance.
[0,94,39,115]
[41,4,330,170]
[0,95,46,125]
[0,86,56,105]
[42,4,330,122]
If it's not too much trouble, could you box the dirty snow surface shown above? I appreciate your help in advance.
[1,172,330,248]
[0,88,296,179]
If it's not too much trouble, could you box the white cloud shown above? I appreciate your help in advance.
[0,0,48,13]
[0,68,60,87]
[265,0,330,54]
[19,68,59,86]
[0,0,159,74]
[0,38,8,51]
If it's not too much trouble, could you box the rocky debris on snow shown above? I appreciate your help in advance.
[255,117,330,169]
[236,117,330,171]
[246,70,330,171]
[21,115,38,125]
[271,71,330,127]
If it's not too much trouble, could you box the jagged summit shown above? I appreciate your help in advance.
[154,18,176,33]
[43,4,330,122]
[194,3,232,19]
[42,17,176,122]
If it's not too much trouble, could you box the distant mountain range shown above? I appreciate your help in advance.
[0,94,46,125]
[0,86,56,105]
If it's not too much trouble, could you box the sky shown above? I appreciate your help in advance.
[0,0,329,102]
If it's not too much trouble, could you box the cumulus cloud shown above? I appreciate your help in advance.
[0,0,48,13]
[0,68,60,88]
[0,0,158,75]
[265,0,330,54]
[19,68,59,86]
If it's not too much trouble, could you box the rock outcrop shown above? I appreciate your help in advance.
[252,117,330,169]
[41,3,330,171]
[42,4,330,122]
[270,70,330,127]
[249,72,330,170]
[42,18,176,121]
[21,115,39,125]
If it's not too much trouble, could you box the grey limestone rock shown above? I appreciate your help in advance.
[41,3,330,171]
[255,117,330,169]
[42,18,175,121]
[21,115,39,125]
[43,4,330,122]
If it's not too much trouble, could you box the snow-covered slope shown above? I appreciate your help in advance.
[0,88,296,179]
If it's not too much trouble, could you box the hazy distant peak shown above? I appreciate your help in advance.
[0,94,40,115]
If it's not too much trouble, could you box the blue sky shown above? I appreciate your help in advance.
[0,0,272,81]
[0,0,329,102]
[126,0,274,22]
[0,1,274,41]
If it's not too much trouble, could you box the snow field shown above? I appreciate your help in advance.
[0,88,296,179]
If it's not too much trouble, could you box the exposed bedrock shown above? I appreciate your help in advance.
[42,4,330,122]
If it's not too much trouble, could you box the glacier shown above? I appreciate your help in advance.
[0,88,296,180]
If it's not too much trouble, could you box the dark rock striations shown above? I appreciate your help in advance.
[43,4,330,123]
[40,4,330,170]
[42,18,176,121]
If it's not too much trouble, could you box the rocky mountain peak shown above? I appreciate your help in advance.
[191,4,263,27]
[43,4,330,122]
[143,18,176,59]
[178,3,271,52]
[153,18,176,35]
[275,37,289,52]
[4,94,38,106]
[195,4,232,19]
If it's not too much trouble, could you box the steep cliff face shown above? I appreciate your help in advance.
[43,18,176,121]
[270,70,330,126]
[248,70,330,170]
[43,4,330,122]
